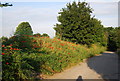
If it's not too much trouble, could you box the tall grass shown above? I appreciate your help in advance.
[33,37,106,75]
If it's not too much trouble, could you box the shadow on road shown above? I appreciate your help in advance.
[87,52,119,81]
[76,76,83,81]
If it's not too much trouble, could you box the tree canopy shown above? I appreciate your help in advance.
[14,22,33,36]
[54,1,106,46]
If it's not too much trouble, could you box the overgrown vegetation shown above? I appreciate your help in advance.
[1,36,106,80]
[104,27,120,51]
[1,1,120,81]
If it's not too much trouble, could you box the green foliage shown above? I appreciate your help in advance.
[2,46,32,80]
[0,36,8,45]
[0,3,12,7]
[115,27,120,48]
[41,33,50,37]
[13,22,34,51]
[14,22,33,36]
[2,44,43,80]
[2,36,106,80]
[54,1,105,46]
[6,35,33,52]
[33,33,41,37]
[104,27,120,51]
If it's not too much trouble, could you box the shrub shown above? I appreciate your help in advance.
[2,45,41,80]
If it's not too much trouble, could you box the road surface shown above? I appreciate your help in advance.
[43,51,119,81]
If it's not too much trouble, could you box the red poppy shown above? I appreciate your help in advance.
[2,53,5,55]
[68,53,70,54]
[60,43,64,46]
[15,48,20,50]
[33,40,36,42]
[2,45,5,47]
[52,41,56,42]
[6,62,9,65]
[13,48,19,50]
[10,48,13,50]
[9,44,13,46]
[49,47,54,49]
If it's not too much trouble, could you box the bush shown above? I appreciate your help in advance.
[2,45,31,80]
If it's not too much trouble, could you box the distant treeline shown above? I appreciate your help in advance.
[104,27,120,51]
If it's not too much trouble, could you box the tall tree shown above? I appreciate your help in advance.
[14,22,33,36]
[14,22,33,51]
[54,1,105,46]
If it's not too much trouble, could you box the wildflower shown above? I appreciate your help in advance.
[68,53,70,54]
[29,35,33,37]
[33,40,37,42]
[12,48,20,50]
[49,47,54,49]
[15,48,20,50]
[58,39,61,41]
[6,62,9,65]
[60,43,64,46]
[58,48,62,50]
[4,49,7,50]
[2,53,5,55]
[10,48,13,50]
[9,44,13,46]
[2,45,5,47]
[52,41,56,42]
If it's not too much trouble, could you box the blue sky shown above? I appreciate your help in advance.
[0,0,119,38]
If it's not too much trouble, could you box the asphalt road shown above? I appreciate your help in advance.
[44,51,119,81]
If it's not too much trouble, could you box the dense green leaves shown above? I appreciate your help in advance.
[13,22,33,51]
[104,27,120,51]
[115,27,120,48]
[54,1,105,46]
[41,33,50,37]
[0,36,8,45]
[14,22,33,36]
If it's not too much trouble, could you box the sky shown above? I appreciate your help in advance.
[0,0,119,38]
